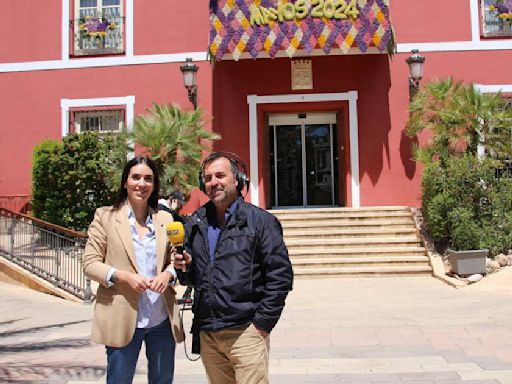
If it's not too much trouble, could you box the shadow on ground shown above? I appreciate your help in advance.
[0,319,89,338]
[0,336,91,353]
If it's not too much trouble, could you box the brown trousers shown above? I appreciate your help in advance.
[200,324,270,384]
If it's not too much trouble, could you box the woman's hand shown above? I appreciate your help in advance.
[116,270,151,294]
[149,271,172,293]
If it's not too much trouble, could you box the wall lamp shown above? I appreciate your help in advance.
[180,58,199,110]
[406,49,425,101]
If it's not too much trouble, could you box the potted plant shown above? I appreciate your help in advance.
[445,206,488,276]
[422,155,491,275]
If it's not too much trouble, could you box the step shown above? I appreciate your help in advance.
[283,227,418,239]
[282,222,416,230]
[280,217,415,225]
[288,246,427,257]
[285,236,422,248]
[275,212,414,221]
[271,206,430,278]
[290,253,429,264]
[270,206,412,215]
[292,265,433,277]
[291,256,430,268]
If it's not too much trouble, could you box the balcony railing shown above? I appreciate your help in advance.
[70,17,125,56]
[482,5,512,37]
[0,208,93,303]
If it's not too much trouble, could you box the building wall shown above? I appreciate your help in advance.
[209,0,512,207]
[0,0,62,63]
[0,0,213,197]
[392,0,473,43]
[0,0,510,209]
[0,62,213,196]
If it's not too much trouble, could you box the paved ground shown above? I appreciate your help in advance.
[1,270,512,384]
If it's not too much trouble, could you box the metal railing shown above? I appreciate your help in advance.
[70,17,125,56]
[0,208,93,303]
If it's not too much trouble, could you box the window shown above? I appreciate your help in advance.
[72,0,124,56]
[481,0,512,37]
[72,109,124,133]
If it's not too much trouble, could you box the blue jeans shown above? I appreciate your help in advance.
[106,319,176,384]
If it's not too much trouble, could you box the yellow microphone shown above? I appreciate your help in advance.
[166,221,186,271]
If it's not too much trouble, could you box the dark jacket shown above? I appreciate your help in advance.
[178,197,293,334]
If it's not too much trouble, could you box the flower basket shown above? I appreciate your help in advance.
[79,16,117,39]
[487,1,512,35]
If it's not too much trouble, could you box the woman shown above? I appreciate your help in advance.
[82,156,184,384]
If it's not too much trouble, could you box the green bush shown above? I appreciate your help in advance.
[448,207,480,251]
[421,154,512,255]
[32,131,128,232]
[479,177,512,254]
[424,192,454,243]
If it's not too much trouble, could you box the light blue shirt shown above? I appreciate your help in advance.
[126,209,169,329]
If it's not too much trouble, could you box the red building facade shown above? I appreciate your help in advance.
[0,0,510,212]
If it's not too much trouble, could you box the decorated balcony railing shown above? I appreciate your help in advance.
[70,16,124,56]
[482,2,512,37]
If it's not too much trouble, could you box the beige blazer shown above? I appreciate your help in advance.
[82,204,185,348]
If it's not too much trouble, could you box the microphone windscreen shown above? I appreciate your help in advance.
[166,221,185,247]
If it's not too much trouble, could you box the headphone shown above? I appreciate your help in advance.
[199,151,250,194]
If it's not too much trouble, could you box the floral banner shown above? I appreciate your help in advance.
[209,0,396,61]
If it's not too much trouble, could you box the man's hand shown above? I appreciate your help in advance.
[149,271,172,293]
[174,250,192,272]
[115,270,151,294]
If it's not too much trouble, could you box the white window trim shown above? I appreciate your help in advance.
[60,95,135,137]
[474,84,512,94]
[247,91,360,208]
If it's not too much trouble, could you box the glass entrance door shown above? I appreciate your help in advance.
[269,113,337,208]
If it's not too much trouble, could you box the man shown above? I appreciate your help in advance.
[175,152,293,384]
[158,191,186,223]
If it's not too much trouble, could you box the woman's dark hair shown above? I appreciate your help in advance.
[113,156,160,210]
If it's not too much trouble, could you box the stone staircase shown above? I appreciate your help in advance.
[270,206,432,278]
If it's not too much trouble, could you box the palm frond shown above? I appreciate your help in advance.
[129,103,221,194]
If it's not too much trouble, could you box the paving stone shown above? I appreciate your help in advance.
[398,371,462,380]
[2,275,512,383]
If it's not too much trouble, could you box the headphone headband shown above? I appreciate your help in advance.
[198,151,250,194]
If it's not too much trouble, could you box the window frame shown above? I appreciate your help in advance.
[61,96,135,138]
[70,107,126,134]
[71,0,126,57]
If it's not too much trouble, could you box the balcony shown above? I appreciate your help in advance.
[70,16,124,56]
[482,4,512,37]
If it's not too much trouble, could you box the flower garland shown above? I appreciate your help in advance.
[79,16,116,39]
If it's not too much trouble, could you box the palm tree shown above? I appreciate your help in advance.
[406,78,512,167]
[131,103,221,196]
